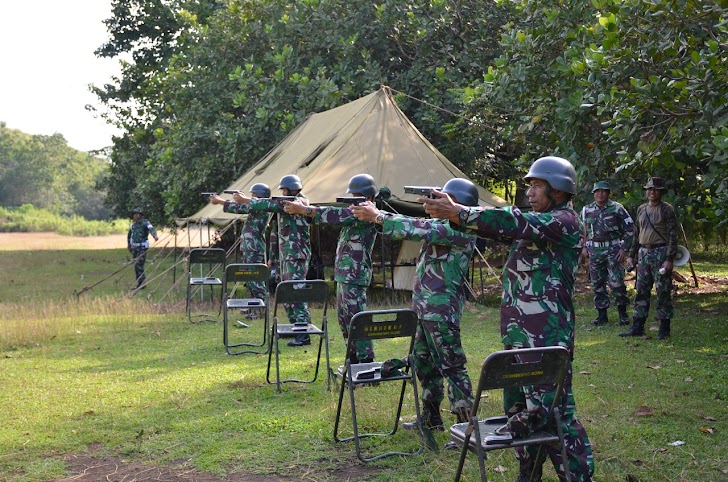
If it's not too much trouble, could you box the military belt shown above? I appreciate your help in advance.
[640,243,666,249]
[587,239,621,248]
[131,242,149,248]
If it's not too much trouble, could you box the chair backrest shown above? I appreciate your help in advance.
[348,309,419,343]
[225,263,269,284]
[189,248,226,267]
[478,346,570,392]
[273,280,328,305]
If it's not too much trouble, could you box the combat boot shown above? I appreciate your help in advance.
[617,305,630,325]
[591,308,608,326]
[402,400,444,431]
[657,319,671,340]
[619,317,645,337]
[515,457,544,482]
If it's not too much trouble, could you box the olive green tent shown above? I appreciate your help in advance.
[178,86,506,289]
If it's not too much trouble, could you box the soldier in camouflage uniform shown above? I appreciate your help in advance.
[421,157,594,482]
[284,174,378,363]
[353,178,479,431]
[209,183,272,311]
[621,176,677,340]
[580,181,634,326]
[127,208,159,289]
[235,175,312,346]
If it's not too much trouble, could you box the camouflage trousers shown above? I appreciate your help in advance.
[240,251,267,301]
[280,258,311,324]
[414,319,473,412]
[131,247,148,287]
[634,245,673,320]
[588,243,629,309]
[336,282,374,362]
[503,357,594,481]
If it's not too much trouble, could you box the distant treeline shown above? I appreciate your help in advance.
[0,204,128,237]
[0,122,112,220]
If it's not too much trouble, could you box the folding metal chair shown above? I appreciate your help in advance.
[222,263,270,355]
[186,248,226,323]
[333,309,424,462]
[266,280,330,392]
[449,346,572,482]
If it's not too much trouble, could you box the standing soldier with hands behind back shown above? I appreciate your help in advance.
[580,181,634,326]
[128,208,159,290]
[620,176,678,340]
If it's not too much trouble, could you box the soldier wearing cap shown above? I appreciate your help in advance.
[209,184,273,313]
[351,178,479,434]
[580,181,634,326]
[419,157,594,482]
[233,175,312,346]
[621,176,677,340]
[284,174,379,364]
[127,208,159,289]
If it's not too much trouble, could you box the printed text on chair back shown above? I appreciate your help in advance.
[348,309,418,342]
[225,263,269,283]
[480,346,570,391]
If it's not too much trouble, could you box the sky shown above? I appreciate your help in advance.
[0,1,122,152]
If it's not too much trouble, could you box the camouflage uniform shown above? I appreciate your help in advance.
[223,201,271,299]
[629,202,678,322]
[127,218,158,288]
[249,195,311,323]
[311,206,377,362]
[461,203,594,481]
[381,213,476,413]
[580,199,634,310]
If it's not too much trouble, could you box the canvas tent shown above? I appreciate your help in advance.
[179,86,506,289]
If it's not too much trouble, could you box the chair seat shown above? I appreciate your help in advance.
[276,323,324,336]
[190,277,222,285]
[450,420,560,451]
[227,298,265,309]
[337,362,412,384]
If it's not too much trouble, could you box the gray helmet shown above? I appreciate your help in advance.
[278,174,302,190]
[346,173,378,197]
[249,183,271,198]
[442,178,479,207]
[131,207,143,215]
[524,156,577,194]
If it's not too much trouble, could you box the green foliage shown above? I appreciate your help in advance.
[0,205,127,237]
[0,123,112,220]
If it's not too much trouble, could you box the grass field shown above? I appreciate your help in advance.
[0,236,726,482]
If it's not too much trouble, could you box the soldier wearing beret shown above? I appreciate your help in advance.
[580,181,634,325]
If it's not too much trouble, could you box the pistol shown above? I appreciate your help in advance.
[201,192,218,196]
[404,186,441,199]
[223,190,241,194]
[270,196,296,201]
[336,196,367,206]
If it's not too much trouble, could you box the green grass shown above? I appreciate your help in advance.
[0,205,128,237]
[0,249,726,481]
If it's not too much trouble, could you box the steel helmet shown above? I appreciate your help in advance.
[442,178,479,207]
[524,156,577,194]
[249,183,271,198]
[278,174,302,190]
[346,174,378,197]
[131,207,143,215]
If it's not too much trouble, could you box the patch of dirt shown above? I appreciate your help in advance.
[51,446,380,482]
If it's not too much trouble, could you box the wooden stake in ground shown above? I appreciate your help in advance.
[679,223,699,288]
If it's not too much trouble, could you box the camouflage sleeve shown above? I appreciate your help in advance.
[127,224,132,244]
[314,206,357,226]
[268,219,279,263]
[619,204,635,253]
[147,222,158,238]
[629,205,643,259]
[382,214,474,248]
[465,206,579,248]
[664,203,679,261]
[248,198,283,213]
[223,201,250,215]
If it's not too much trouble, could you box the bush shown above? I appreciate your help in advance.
[0,204,127,236]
